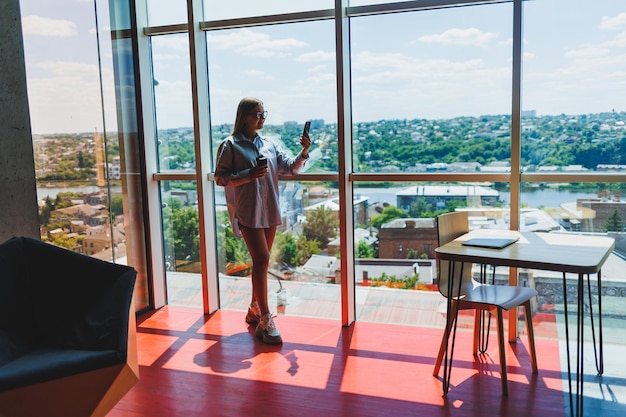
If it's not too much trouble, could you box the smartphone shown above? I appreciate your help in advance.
[302,121,311,137]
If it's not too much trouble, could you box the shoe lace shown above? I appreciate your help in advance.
[262,313,277,331]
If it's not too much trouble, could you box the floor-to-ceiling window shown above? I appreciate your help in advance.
[117,0,625,326]
[23,0,151,310]
[25,0,624,323]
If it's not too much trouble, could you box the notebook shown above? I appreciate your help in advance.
[462,236,519,249]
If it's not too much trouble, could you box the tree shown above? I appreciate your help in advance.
[357,240,374,259]
[48,232,79,250]
[109,195,124,217]
[39,196,55,225]
[296,233,321,265]
[171,206,200,261]
[215,210,249,271]
[406,248,419,259]
[303,206,339,249]
[371,205,408,229]
[409,198,433,218]
[162,198,200,265]
[272,231,298,267]
[604,209,624,232]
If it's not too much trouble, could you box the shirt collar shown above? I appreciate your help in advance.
[233,132,259,143]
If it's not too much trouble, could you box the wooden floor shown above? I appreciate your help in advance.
[104,306,600,417]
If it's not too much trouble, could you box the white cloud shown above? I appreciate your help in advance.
[208,28,307,57]
[241,69,276,80]
[297,50,335,63]
[602,31,626,48]
[417,27,498,47]
[352,50,487,79]
[26,61,116,134]
[156,36,189,52]
[565,47,610,59]
[22,15,78,37]
[600,12,626,30]
[308,64,328,73]
[35,60,99,77]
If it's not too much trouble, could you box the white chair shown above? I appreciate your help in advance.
[432,211,538,396]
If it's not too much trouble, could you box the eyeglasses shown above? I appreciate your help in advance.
[250,110,268,119]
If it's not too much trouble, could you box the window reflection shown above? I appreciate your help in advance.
[350,4,513,173]
[206,22,337,174]
[151,34,195,172]
[146,0,188,27]
[215,181,341,318]
[522,0,626,173]
[160,180,202,306]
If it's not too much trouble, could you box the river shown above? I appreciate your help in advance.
[354,187,599,209]
[37,185,122,200]
[38,184,599,209]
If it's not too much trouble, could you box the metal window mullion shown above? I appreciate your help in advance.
[187,0,219,314]
[521,172,626,183]
[509,0,522,233]
[346,0,510,17]
[135,0,167,308]
[199,9,334,31]
[336,0,355,326]
[508,0,523,342]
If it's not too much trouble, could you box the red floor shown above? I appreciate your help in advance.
[109,306,566,417]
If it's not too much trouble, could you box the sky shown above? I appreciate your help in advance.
[20,0,626,134]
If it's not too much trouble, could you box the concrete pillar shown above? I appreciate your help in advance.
[0,0,40,242]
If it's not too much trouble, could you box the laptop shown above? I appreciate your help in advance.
[462,236,519,249]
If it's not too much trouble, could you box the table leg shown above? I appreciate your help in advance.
[562,271,605,417]
[562,272,575,417]
[587,271,604,375]
[478,264,492,354]
[576,273,584,417]
[442,261,464,395]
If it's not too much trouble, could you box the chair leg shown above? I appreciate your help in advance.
[524,300,538,374]
[473,310,481,356]
[433,300,458,377]
[496,308,509,396]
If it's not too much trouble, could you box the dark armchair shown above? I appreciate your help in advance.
[0,236,139,417]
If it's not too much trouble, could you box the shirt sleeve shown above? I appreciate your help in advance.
[214,138,252,187]
[275,143,308,177]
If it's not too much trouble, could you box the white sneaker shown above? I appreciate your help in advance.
[256,313,283,345]
[245,301,261,326]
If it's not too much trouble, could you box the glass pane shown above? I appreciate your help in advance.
[351,3,513,172]
[519,182,626,344]
[215,181,341,320]
[353,181,511,326]
[206,21,337,173]
[202,0,333,21]
[151,34,195,172]
[522,0,626,172]
[160,180,202,307]
[146,0,188,27]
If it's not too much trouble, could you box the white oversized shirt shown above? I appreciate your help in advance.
[214,132,308,237]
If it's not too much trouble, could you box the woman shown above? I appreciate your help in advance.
[214,97,311,345]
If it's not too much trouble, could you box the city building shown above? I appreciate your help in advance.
[377,217,437,259]
[561,191,626,232]
[396,185,500,212]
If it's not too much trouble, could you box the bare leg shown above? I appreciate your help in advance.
[240,225,277,316]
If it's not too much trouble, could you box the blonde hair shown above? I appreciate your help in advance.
[231,97,263,136]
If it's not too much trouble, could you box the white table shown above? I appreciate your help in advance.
[435,230,615,417]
